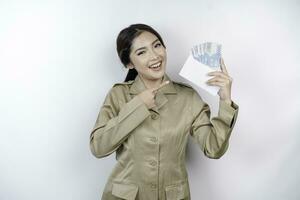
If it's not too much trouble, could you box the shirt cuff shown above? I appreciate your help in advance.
[218,100,239,127]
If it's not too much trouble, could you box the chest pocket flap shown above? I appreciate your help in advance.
[112,182,138,200]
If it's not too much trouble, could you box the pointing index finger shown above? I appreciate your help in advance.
[152,80,170,92]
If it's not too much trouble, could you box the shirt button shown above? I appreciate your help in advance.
[150,183,157,189]
[150,160,157,166]
[151,113,158,120]
[149,136,158,143]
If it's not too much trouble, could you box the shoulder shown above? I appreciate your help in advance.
[112,80,134,87]
[109,80,134,93]
[172,81,204,102]
[102,81,133,107]
[104,80,134,102]
[172,81,195,94]
[173,81,193,89]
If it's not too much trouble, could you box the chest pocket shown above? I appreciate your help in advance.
[165,181,189,200]
[112,182,138,200]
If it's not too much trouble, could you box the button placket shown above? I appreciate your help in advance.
[146,111,160,192]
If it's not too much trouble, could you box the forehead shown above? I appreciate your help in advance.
[131,31,159,50]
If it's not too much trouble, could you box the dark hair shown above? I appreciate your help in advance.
[116,24,166,82]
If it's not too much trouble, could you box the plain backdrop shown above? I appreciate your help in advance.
[1,0,300,199]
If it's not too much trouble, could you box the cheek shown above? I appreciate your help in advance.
[141,56,151,65]
[131,55,143,65]
[131,56,149,70]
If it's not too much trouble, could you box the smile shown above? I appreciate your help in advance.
[149,61,162,69]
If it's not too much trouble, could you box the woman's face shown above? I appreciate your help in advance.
[128,31,167,82]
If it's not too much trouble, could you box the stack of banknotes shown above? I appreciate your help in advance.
[191,42,222,69]
[179,42,222,96]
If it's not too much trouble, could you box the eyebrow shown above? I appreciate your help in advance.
[134,39,160,53]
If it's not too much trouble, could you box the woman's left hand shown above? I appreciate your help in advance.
[206,58,233,105]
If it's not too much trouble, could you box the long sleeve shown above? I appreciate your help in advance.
[90,86,151,158]
[189,90,239,159]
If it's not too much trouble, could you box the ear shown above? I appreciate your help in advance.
[126,63,134,69]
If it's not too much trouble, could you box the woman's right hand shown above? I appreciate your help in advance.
[137,81,170,109]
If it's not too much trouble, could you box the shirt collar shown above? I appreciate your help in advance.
[129,73,177,95]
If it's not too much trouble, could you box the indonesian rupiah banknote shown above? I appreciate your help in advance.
[179,42,222,96]
[191,42,222,69]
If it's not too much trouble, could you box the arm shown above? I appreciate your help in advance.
[89,86,150,158]
[190,90,239,159]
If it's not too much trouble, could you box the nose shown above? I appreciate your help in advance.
[149,48,159,60]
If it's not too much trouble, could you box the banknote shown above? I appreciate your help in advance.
[179,42,222,96]
[191,42,222,69]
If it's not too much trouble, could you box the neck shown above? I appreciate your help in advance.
[139,75,164,89]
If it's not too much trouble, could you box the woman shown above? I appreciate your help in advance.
[90,23,239,200]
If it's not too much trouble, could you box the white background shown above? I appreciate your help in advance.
[1,0,300,199]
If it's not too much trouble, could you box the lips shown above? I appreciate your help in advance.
[149,61,162,69]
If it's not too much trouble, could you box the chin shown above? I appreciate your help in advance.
[153,73,165,81]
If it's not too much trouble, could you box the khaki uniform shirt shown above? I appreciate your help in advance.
[90,74,239,200]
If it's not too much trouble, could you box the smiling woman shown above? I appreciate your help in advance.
[116,24,167,88]
[89,23,239,200]
[126,31,166,86]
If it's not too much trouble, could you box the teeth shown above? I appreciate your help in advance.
[149,62,161,68]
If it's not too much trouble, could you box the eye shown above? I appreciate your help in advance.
[154,42,162,48]
[137,51,145,56]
